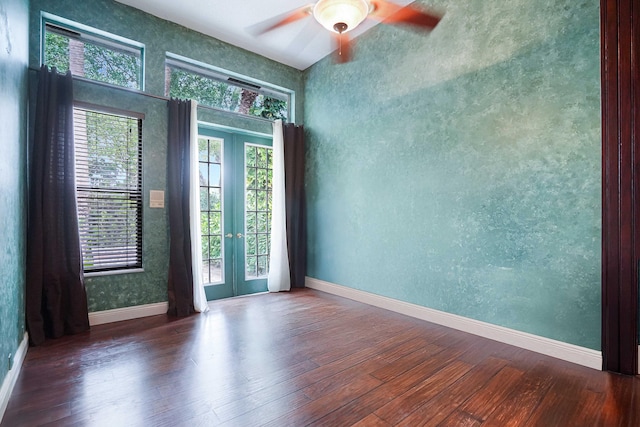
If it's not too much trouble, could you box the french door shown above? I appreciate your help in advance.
[196,127,273,300]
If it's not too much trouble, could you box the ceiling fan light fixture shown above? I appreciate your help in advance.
[313,0,371,33]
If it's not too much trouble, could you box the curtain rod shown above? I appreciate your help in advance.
[27,66,276,125]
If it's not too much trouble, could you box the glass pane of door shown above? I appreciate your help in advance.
[198,136,223,284]
[235,136,273,296]
[199,129,234,300]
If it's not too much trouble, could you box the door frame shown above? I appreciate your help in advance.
[600,0,639,374]
[197,122,273,301]
[233,134,273,296]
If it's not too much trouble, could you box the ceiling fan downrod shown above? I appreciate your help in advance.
[334,22,348,57]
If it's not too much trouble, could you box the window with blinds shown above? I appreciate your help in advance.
[74,107,143,273]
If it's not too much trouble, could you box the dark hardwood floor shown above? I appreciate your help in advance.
[2,289,639,426]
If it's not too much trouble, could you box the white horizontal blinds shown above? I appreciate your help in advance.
[74,107,143,272]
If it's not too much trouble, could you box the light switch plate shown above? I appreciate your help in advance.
[150,190,164,208]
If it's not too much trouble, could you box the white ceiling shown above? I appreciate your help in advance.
[115,0,412,70]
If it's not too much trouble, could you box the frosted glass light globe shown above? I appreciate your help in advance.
[313,0,371,33]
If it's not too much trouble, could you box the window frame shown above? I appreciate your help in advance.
[41,12,146,91]
[165,53,295,122]
[197,135,225,285]
[73,102,145,276]
[243,142,273,280]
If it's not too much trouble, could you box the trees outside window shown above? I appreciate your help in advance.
[166,63,289,121]
[44,22,143,90]
[74,108,143,273]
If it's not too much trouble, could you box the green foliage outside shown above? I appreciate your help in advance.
[84,44,141,89]
[76,110,142,270]
[83,111,140,189]
[170,68,241,114]
[44,32,69,72]
[199,138,223,268]
[44,30,141,89]
[245,146,272,277]
[169,67,288,121]
[250,96,288,121]
[197,143,273,279]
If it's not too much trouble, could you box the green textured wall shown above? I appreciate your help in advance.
[29,0,303,311]
[304,0,601,349]
[0,0,28,385]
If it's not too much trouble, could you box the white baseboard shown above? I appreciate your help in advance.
[89,302,168,326]
[306,277,603,371]
[0,333,29,424]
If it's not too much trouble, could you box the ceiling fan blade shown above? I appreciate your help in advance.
[333,32,352,63]
[370,0,403,18]
[370,0,442,30]
[247,4,314,36]
[286,18,323,55]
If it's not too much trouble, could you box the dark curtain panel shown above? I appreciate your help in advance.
[167,99,195,316]
[26,66,89,346]
[283,123,307,288]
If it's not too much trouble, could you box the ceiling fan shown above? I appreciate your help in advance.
[249,0,443,63]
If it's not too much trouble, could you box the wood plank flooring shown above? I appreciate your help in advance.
[2,289,639,426]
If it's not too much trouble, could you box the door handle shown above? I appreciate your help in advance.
[225,233,233,238]
[236,233,243,239]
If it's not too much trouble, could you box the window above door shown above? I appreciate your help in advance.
[165,54,294,122]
